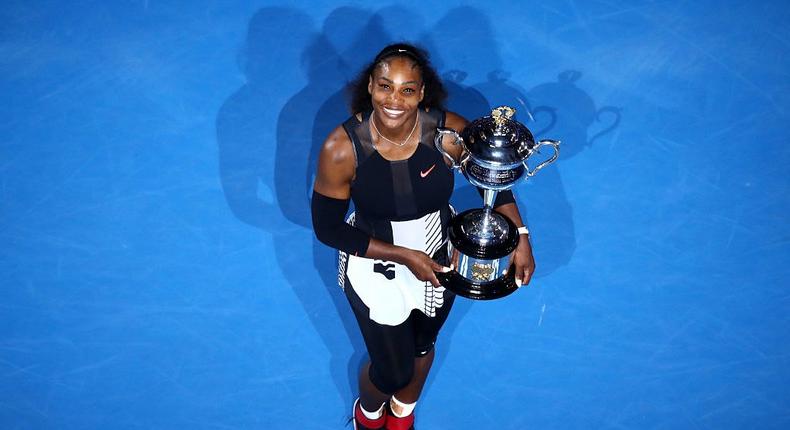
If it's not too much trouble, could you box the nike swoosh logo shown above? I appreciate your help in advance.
[420,164,436,178]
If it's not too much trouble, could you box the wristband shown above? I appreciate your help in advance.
[517,226,530,235]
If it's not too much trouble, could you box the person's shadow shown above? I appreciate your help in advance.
[272,7,396,409]
[217,7,314,232]
[217,6,372,410]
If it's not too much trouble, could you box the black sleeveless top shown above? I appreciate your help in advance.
[342,109,454,231]
[338,109,455,315]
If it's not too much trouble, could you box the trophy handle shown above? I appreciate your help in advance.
[524,139,560,177]
[435,127,464,170]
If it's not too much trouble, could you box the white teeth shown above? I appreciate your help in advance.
[383,107,405,116]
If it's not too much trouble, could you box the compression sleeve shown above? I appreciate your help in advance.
[476,188,516,208]
[311,191,370,256]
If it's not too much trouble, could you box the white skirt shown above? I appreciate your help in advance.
[339,209,448,326]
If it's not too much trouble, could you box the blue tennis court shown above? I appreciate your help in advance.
[2,1,789,428]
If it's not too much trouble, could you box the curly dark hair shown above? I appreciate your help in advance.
[347,42,447,114]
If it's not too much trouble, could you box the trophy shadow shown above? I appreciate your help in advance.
[520,70,622,277]
[469,68,623,280]
[420,7,574,277]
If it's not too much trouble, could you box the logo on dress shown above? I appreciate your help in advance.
[420,163,436,178]
[374,261,396,280]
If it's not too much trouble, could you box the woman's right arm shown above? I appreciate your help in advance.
[311,126,449,286]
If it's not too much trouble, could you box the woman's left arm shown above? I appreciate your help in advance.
[494,203,535,287]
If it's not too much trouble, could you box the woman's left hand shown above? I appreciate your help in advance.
[509,237,536,287]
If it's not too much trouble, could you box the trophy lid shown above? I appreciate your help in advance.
[462,106,535,166]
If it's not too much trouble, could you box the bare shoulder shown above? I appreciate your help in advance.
[444,111,469,131]
[321,125,355,166]
[314,124,356,197]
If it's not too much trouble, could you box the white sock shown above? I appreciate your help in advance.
[360,401,385,420]
[390,396,416,418]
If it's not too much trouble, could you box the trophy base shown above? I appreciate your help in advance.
[436,267,519,300]
[435,208,520,300]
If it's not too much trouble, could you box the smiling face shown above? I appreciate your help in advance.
[368,56,425,132]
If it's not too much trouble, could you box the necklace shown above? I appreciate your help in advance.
[370,113,419,147]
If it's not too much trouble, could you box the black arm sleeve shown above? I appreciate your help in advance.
[311,191,370,256]
[475,188,516,208]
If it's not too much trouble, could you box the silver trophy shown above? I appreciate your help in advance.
[434,106,560,299]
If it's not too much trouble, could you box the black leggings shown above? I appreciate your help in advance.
[345,284,456,395]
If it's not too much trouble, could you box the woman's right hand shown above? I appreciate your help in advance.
[402,249,450,287]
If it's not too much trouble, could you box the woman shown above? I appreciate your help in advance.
[311,43,535,430]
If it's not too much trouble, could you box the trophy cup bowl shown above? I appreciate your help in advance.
[434,106,560,300]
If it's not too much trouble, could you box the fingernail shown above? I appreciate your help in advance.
[441,266,451,273]
[516,278,522,287]
[449,264,455,270]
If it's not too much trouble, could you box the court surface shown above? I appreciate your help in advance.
[2,1,789,428]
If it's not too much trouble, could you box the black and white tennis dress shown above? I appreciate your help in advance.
[338,108,455,326]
